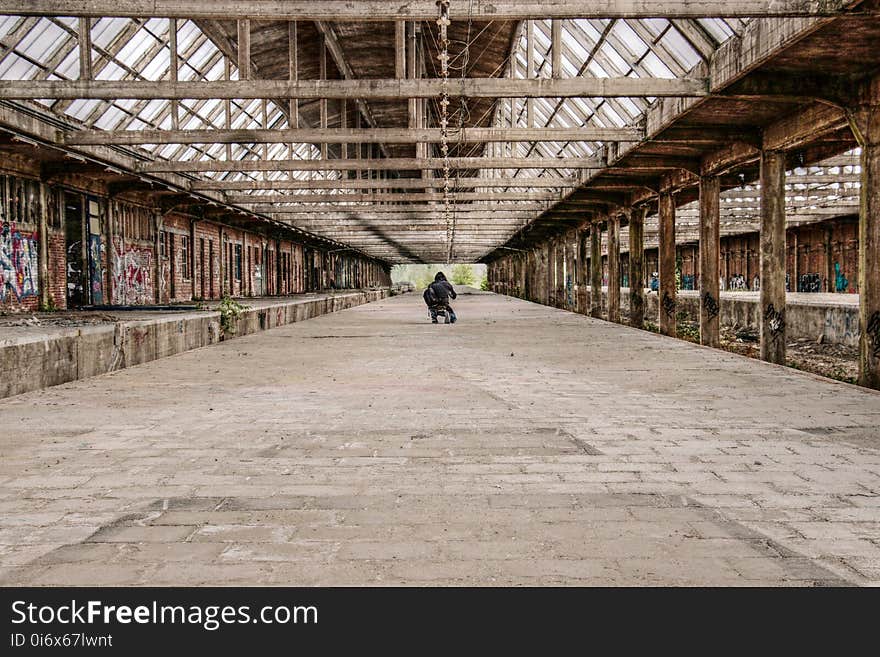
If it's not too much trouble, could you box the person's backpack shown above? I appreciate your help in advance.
[423,285,438,307]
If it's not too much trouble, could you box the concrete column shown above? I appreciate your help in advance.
[607,215,620,323]
[565,232,576,310]
[759,149,787,365]
[547,239,556,306]
[851,101,880,389]
[629,206,646,329]
[38,183,50,309]
[556,238,565,308]
[576,228,587,314]
[590,224,602,319]
[699,175,721,348]
[658,192,677,337]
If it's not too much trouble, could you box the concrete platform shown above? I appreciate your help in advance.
[578,288,860,346]
[0,290,390,400]
[0,290,879,586]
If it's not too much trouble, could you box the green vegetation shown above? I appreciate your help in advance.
[38,296,58,312]
[391,263,487,289]
[218,295,250,337]
[451,264,476,286]
[480,277,489,291]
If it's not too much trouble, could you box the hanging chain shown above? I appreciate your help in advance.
[436,0,453,261]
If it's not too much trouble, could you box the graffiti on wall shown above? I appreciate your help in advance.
[89,234,104,305]
[112,238,154,305]
[764,304,786,341]
[834,262,849,293]
[728,274,747,291]
[702,291,720,321]
[662,291,676,319]
[798,273,821,293]
[868,312,880,360]
[0,222,38,302]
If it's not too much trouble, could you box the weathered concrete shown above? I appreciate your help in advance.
[659,192,677,337]
[761,150,788,365]
[607,217,620,324]
[0,290,390,400]
[590,226,602,319]
[0,291,878,586]
[628,207,646,329]
[700,175,722,348]
[579,288,860,347]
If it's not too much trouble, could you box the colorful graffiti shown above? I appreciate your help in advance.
[834,262,849,293]
[0,222,38,302]
[111,238,154,305]
[89,234,104,305]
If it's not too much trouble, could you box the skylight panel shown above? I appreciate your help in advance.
[696,18,733,44]
[96,60,126,81]
[640,52,674,78]
[0,53,35,80]
[140,49,170,81]
[55,49,79,79]
[67,98,103,121]
[0,16,22,39]
[597,43,630,75]
[16,20,67,62]
[659,29,701,69]
[115,29,156,66]
[611,22,648,59]
[91,17,128,49]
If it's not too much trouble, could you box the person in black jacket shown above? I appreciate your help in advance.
[427,271,457,324]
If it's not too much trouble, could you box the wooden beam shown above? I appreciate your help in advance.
[61,126,645,146]
[192,177,576,191]
[0,77,710,100]
[236,19,250,81]
[288,21,298,128]
[6,1,859,20]
[268,211,539,219]
[227,192,561,203]
[78,17,92,80]
[551,20,563,80]
[252,204,549,215]
[168,17,179,130]
[138,156,605,173]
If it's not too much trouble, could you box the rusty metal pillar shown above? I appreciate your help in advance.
[607,214,620,323]
[760,149,787,365]
[851,94,880,388]
[590,224,602,319]
[629,206,646,329]
[699,175,721,348]
[658,192,677,337]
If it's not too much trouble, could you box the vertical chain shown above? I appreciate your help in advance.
[437,0,452,262]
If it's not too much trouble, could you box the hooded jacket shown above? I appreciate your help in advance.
[429,272,457,302]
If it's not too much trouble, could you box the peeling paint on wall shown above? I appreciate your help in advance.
[111,237,154,305]
[0,221,38,302]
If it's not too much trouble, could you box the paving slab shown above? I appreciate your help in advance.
[0,291,879,586]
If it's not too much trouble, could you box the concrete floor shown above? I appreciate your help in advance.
[1,290,879,586]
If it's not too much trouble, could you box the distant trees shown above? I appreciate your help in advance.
[451,264,477,286]
[391,263,486,289]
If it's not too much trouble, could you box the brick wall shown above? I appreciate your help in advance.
[47,229,66,310]
[193,221,222,301]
